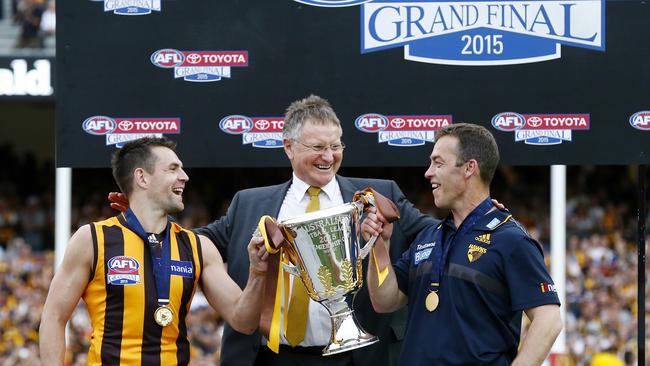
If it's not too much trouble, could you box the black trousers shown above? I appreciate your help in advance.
[254,344,354,366]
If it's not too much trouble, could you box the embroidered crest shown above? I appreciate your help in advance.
[467,244,487,263]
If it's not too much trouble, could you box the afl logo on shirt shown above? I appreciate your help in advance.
[107,256,141,285]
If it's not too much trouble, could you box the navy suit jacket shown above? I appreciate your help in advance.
[197,175,436,366]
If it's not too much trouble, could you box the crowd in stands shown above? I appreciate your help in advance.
[13,0,55,49]
[0,142,648,365]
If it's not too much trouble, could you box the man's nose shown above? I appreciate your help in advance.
[179,169,189,181]
[320,148,335,161]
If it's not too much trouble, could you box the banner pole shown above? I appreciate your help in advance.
[638,165,646,365]
[550,165,566,356]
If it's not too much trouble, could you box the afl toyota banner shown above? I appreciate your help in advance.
[57,0,649,167]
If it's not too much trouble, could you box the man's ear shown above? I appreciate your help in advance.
[465,159,479,179]
[283,138,294,160]
[134,167,148,189]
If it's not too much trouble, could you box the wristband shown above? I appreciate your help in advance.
[250,267,267,277]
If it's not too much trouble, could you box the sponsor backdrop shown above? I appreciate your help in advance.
[56,0,649,168]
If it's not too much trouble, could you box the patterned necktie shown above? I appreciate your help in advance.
[285,186,321,346]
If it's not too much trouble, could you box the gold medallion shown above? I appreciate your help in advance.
[425,291,439,312]
[154,305,174,327]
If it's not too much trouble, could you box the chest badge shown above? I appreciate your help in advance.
[467,244,487,263]
[107,256,141,285]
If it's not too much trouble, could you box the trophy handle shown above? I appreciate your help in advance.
[282,262,301,276]
[358,234,378,259]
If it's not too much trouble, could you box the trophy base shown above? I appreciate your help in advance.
[323,309,379,356]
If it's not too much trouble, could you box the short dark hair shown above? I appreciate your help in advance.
[434,123,500,185]
[283,94,341,140]
[111,137,177,197]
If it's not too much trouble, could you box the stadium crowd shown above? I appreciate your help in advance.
[12,0,55,49]
[0,143,648,365]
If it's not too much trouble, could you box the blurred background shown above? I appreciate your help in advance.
[0,0,649,365]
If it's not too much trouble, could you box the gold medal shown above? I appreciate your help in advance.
[154,305,174,326]
[425,291,439,312]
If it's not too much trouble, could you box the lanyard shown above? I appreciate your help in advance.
[123,209,172,306]
[428,197,493,292]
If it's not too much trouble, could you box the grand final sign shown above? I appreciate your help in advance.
[298,0,604,65]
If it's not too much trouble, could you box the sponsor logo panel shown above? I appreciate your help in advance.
[356,113,452,147]
[219,115,284,149]
[151,49,249,82]
[82,116,181,147]
[491,112,589,145]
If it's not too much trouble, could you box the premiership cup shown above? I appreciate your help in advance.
[278,196,379,356]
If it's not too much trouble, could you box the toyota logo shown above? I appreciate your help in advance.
[118,120,134,131]
[255,120,270,130]
[186,53,201,64]
[527,116,543,128]
[391,118,406,129]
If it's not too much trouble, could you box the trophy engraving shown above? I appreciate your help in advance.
[340,260,356,292]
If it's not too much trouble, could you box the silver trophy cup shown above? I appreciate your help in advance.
[279,198,379,356]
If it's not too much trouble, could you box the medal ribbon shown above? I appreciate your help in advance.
[428,197,493,294]
[124,209,172,308]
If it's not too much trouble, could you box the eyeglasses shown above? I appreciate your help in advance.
[294,140,346,153]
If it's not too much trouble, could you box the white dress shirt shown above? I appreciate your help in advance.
[276,173,344,346]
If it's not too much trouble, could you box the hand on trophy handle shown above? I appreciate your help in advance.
[359,232,379,259]
[360,207,392,259]
[362,207,394,243]
[247,235,269,276]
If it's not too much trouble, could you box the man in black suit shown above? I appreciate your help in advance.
[197,95,436,366]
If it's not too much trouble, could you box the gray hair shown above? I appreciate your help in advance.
[283,95,341,140]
